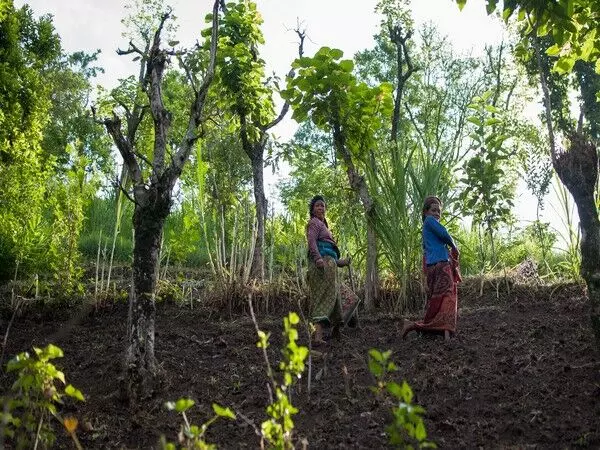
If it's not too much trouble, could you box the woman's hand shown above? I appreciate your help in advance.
[337,257,351,267]
[450,247,459,260]
[315,258,325,268]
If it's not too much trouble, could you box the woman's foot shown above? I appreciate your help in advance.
[401,319,414,340]
[312,323,327,347]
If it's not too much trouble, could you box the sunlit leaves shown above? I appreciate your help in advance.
[368,349,436,448]
[212,403,236,420]
[163,398,235,448]
[216,0,274,140]
[165,398,195,413]
[3,344,85,448]
[460,91,515,237]
[283,46,393,159]
[459,0,600,75]
[255,312,308,449]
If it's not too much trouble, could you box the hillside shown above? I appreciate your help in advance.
[2,280,599,449]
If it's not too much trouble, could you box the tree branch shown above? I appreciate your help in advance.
[170,0,221,178]
[116,40,145,56]
[263,27,306,131]
[97,111,144,186]
[146,10,173,181]
[114,173,138,206]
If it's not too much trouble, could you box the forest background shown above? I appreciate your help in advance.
[3,0,590,303]
[2,0,600,446]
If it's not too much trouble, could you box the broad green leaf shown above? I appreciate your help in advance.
[546,44,562,56]
[416,421,427,441]
[54,369,66,384]
[467,116,483,127]
[387,381,403,398]
[330,48,344,59]
[486,0,498,15]
[368,358,383,377]
[368,349,384,362]
[554,56,576,74]
[485,118,502,126]
[339,59,354,72]
[165,398,195,413]
[456,0,467,11]
[65,384,85,401]
[213,403,236,419]
[44,344,64,360]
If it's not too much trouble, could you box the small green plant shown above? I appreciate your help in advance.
[161,398,236,450]
[368,349,436,449]
[251,308,309,450]
[1,343,85,449]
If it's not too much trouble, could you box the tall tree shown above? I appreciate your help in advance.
[530,31,600,345]
[95,0,220,401]
[283,47,393,311]
[0,2,61,280]
[459,0,600,347]
[216,0,303,280]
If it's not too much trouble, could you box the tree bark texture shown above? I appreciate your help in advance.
[250,147,267,280]
[554,133,600,346]
[333,124,378,310]
[125,185,170,400]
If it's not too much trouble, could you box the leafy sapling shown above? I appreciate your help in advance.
[249,304,309,450]
[161,398,236,450]
[368,349,436,449]
[1,343,85,449]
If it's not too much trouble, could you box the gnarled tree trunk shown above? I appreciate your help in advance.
[125,183,171,399]
[554,133,600,345]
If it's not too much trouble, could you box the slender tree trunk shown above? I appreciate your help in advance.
[250,150,266,280]
[365,211,378,308]
[332,123,377,310]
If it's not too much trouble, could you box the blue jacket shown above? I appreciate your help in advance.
[422,215,456,265]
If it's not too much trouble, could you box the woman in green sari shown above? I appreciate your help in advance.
[306,195,359,345]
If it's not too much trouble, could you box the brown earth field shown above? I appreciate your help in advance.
[1,279,600,449]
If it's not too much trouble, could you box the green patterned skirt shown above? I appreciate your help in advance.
[307,256,359,326]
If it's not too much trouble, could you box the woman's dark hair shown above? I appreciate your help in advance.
[309,195,329,227]
[422,195,442,222]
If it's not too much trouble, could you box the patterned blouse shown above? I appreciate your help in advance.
[306,217,337,263]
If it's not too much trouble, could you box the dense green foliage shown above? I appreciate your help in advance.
[1,0,595,301]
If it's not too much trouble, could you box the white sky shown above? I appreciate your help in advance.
[18,0,579,249]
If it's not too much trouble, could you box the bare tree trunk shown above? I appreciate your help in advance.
[389,24,415,143]
[250,150,266,280]
[124,187,170,400]
[365,211,378,309]
[96,0,221,403]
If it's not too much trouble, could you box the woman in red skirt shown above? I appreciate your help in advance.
[402,196,461,341]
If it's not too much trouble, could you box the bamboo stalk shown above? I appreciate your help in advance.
[95,230,102,302]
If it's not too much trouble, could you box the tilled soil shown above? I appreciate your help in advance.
[1,281,600,449]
